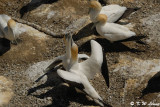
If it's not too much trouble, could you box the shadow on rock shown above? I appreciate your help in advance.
[79,38,144,53]
[27,65,103,107]
[34,86,99,107]
[73,23,95,41]
[99,0,107,5]
[20,0,58,18]
[27,65,63,95]
[141,71,160,98]
[0,38,11,56]
[116,35,147,45]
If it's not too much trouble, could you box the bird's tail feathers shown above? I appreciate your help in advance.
[116,7,141,22]
[116,35,147,42]
[94,98,104,107]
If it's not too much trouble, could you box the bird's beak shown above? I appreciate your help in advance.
[67,34,72,46]
[63,35,68,46]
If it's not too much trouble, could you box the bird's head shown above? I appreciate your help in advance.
[63,34,72,47]
[96,14,107,24]
[89,0,102,10]
[7,19,16,30]
[71,40,78,61]
[7,19,18,42]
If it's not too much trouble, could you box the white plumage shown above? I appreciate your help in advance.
[89,0,127,23]
[57,40,107,106]
[95,14,136,42]
[72,40,103,79]
[44,35,89,72]
[100,5,127,22]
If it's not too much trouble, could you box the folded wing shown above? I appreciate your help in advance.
[100,23,136,42]
[101,5,127,23]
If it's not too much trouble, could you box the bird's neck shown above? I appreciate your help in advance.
[71,53,78,64]
[70,58,78,71]
[97,21,106,26]
[7,26,15,41]
[70,46,78,66]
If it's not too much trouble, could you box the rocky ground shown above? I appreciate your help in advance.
[0,0,160,107]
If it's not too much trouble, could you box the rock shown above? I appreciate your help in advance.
[111,54,160,106]
[141,12,160,45]
[0,76,13,106]
[21,0,89,35]
[25,59,62,85]
[25,59,54,83]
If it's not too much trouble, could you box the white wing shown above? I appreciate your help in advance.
[78,54,89,59]
[97,23,136,42]
[100,5,127,22]
[57,69,82,83]
[57,69,104,106]
[102,4,124,10]
[79,40,103,79]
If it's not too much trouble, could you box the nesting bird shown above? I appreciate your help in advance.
[44,34,89,72]
[0,14,19,43]
[95,14,136,42]
[57,40,109,106]
[89,0,128,23]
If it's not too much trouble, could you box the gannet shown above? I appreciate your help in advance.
[0,14,18,42]
[44,35,89,72]
[95,14,136,42]
[89,0,138,23]
[57,40,109,106]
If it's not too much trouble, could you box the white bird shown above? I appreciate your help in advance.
[89,0,139,23]
[0,14,18,42]
[57,40,109,106]
[95,14,136,42]
[44,35,89,72]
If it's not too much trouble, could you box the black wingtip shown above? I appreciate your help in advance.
[132,35,147,41]
[101,48,110,88]
[116,7,141,22]
[127,7,141,12]
[116,35,147,43]
[133,7,141,11]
